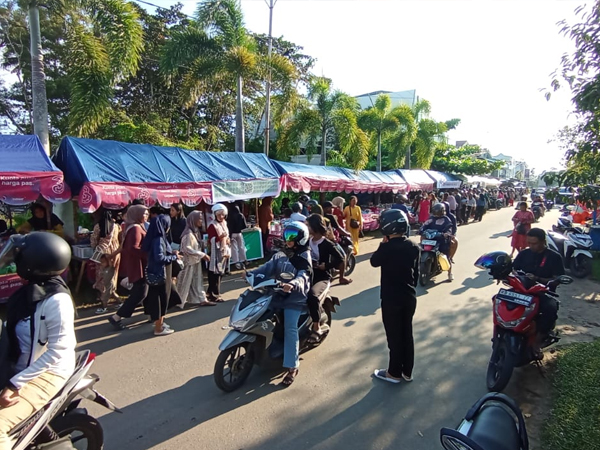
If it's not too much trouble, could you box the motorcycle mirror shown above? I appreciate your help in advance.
[279,272,295,281]
[559,275,574,285]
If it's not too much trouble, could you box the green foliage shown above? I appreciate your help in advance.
[430,144,504,175]
[542,340,600,450]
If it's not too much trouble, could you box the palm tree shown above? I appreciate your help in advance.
[358,94,417,171]
[407,99,452,169]
[20,0,144,152]
[161,0,258,152]
[277,77,369,169]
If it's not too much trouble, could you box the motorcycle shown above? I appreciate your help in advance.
[547,227,593,278]
[531,202,544,221]
[544,199,554,210]
[478,268,572,392]
[336,235,356,277]
[495,198,504,210]
[419,229,451,287]
[440,392,529,450]
[8,349,120,450]
[214,271,339,392]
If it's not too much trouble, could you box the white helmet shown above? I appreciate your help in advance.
[283,221,309,246]
[212,203,228,215]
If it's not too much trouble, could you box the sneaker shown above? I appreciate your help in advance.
[402,373,413,382]
[448,273,454,282]
[154,327,175,336]
[373,369,400,384]
[95,308,108,315]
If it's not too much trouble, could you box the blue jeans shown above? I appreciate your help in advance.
[283,308,302,369]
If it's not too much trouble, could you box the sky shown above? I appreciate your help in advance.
[142,0,583,173]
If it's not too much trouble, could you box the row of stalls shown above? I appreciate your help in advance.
[0,134,501,301]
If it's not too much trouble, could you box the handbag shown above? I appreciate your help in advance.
[349,207,360,229]
[516,223,527,235]
[145,267,166,286]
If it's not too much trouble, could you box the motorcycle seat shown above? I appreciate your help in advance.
[467,404,522,450]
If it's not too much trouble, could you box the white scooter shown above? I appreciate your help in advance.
[214,271,339,392]
[8,349,120,450]
[547,226,594,278]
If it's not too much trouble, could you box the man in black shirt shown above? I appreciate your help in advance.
[371,209,420,384]
[513,228,564,336]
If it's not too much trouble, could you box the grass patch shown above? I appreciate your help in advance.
[542,340,600,450]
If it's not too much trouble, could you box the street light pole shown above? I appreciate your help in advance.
[264,0,277,156]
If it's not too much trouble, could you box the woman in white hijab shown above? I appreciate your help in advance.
[207,204,231,302]
[177,210,216,308]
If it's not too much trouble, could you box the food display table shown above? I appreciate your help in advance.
[362,209,380,232]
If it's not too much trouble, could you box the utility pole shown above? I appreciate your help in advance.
[264,0,277,156]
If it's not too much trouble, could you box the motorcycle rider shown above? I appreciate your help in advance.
[306,215,345,343]
[245,222,312,387]
[299,195,311,217]
[321,202,353,285]
[513,228,564,347]
[420,203,455,281]
[0,233,76,450]
[371,209,420,383]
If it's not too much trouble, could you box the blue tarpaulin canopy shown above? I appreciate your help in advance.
[0,135,70,204]
[54,137,281,211]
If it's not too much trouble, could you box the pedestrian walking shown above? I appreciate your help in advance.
[169,203,187,248]
[227,203,247,269]
[143,214,180,336]
[90,209,121,314]
[510,202,535,257]
[417,195,430,224]
[207,203,231,302]
[177,210,215,308]
[371,209,420,384]
[474,193,487,222]
[343,196,363,255]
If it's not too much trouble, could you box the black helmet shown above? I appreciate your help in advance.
[432,203,446,217]
[396,194,409,204]
[0,232,71,281]
[283,221,309,246]
[474,251,512,279]
[306,199,319,208]
[380,209,409,236]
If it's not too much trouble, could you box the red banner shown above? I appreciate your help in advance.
[0,274,25,303]
[0,172,71,205]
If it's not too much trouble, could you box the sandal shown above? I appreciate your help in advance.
[95,307,108,315]
[307,330,323,344]
[108,316,125,330]
[214,297,225,303]
[339,278,353,285]
[198,301,217,307]
[282,369,298,386]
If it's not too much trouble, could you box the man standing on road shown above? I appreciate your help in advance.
[371,209,420,384]
[513,228,564,341]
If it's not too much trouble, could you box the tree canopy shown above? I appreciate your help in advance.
[430,144,504,175]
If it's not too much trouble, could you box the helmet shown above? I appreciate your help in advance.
[299,195,309,203]
[474,251,512,280]
[0,232,71,281]
[212,203,228,216]
[432,203,446,217]
[283,221,309,246]
[380,209,409,236]
[396,194,409,204]
[306,199,318,208]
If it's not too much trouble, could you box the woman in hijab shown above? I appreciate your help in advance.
[331,197,346,229]
[140,215,180,336]
[207,204,231,302]
[109,205,149,330]
[177,211,215,308]
[227,203,247,270]
[25,203,64,236]
[90,209,121,314]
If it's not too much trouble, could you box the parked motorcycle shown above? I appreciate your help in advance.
[475,255,573,392]
[7,349,120,450]
[214,271,339,392]
[419,229,451,286]
[547,228,593,278]
[440,392,529,450]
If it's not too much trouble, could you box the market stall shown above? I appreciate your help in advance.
[0,135,72,303]
[396,169,436,192]
[54,137,282,212]
[273,161,408,194]
[466,175,502,188]
[425,170,463,189]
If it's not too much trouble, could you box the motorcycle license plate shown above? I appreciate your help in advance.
[496,289,534,306]
[422,240,437,246]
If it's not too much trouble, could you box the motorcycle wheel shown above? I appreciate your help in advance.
[486,339,515,392]
[344,253,356,276]
[214,343,255,392]
[51,413,104,450]
[419,260,431,287]
[570,255,592,278]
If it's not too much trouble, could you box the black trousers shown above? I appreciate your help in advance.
[461,206,469,223]
[146,283,169,321]
[474,206,485,221]
[207,270,222,298]
[537,295,558,334]
[381,295,417,378]
[307,280,330,323]
[116,279,149,318]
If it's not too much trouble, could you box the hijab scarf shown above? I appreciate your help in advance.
[181,210,202,241]
[99,210,115,238]
[142,214,172,253]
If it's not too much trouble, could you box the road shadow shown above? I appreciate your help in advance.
[450,269,492,295]
[489,229,513,240]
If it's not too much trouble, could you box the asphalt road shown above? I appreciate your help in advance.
[76,207,560,450]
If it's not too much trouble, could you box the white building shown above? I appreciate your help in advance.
[354,89,418,110]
